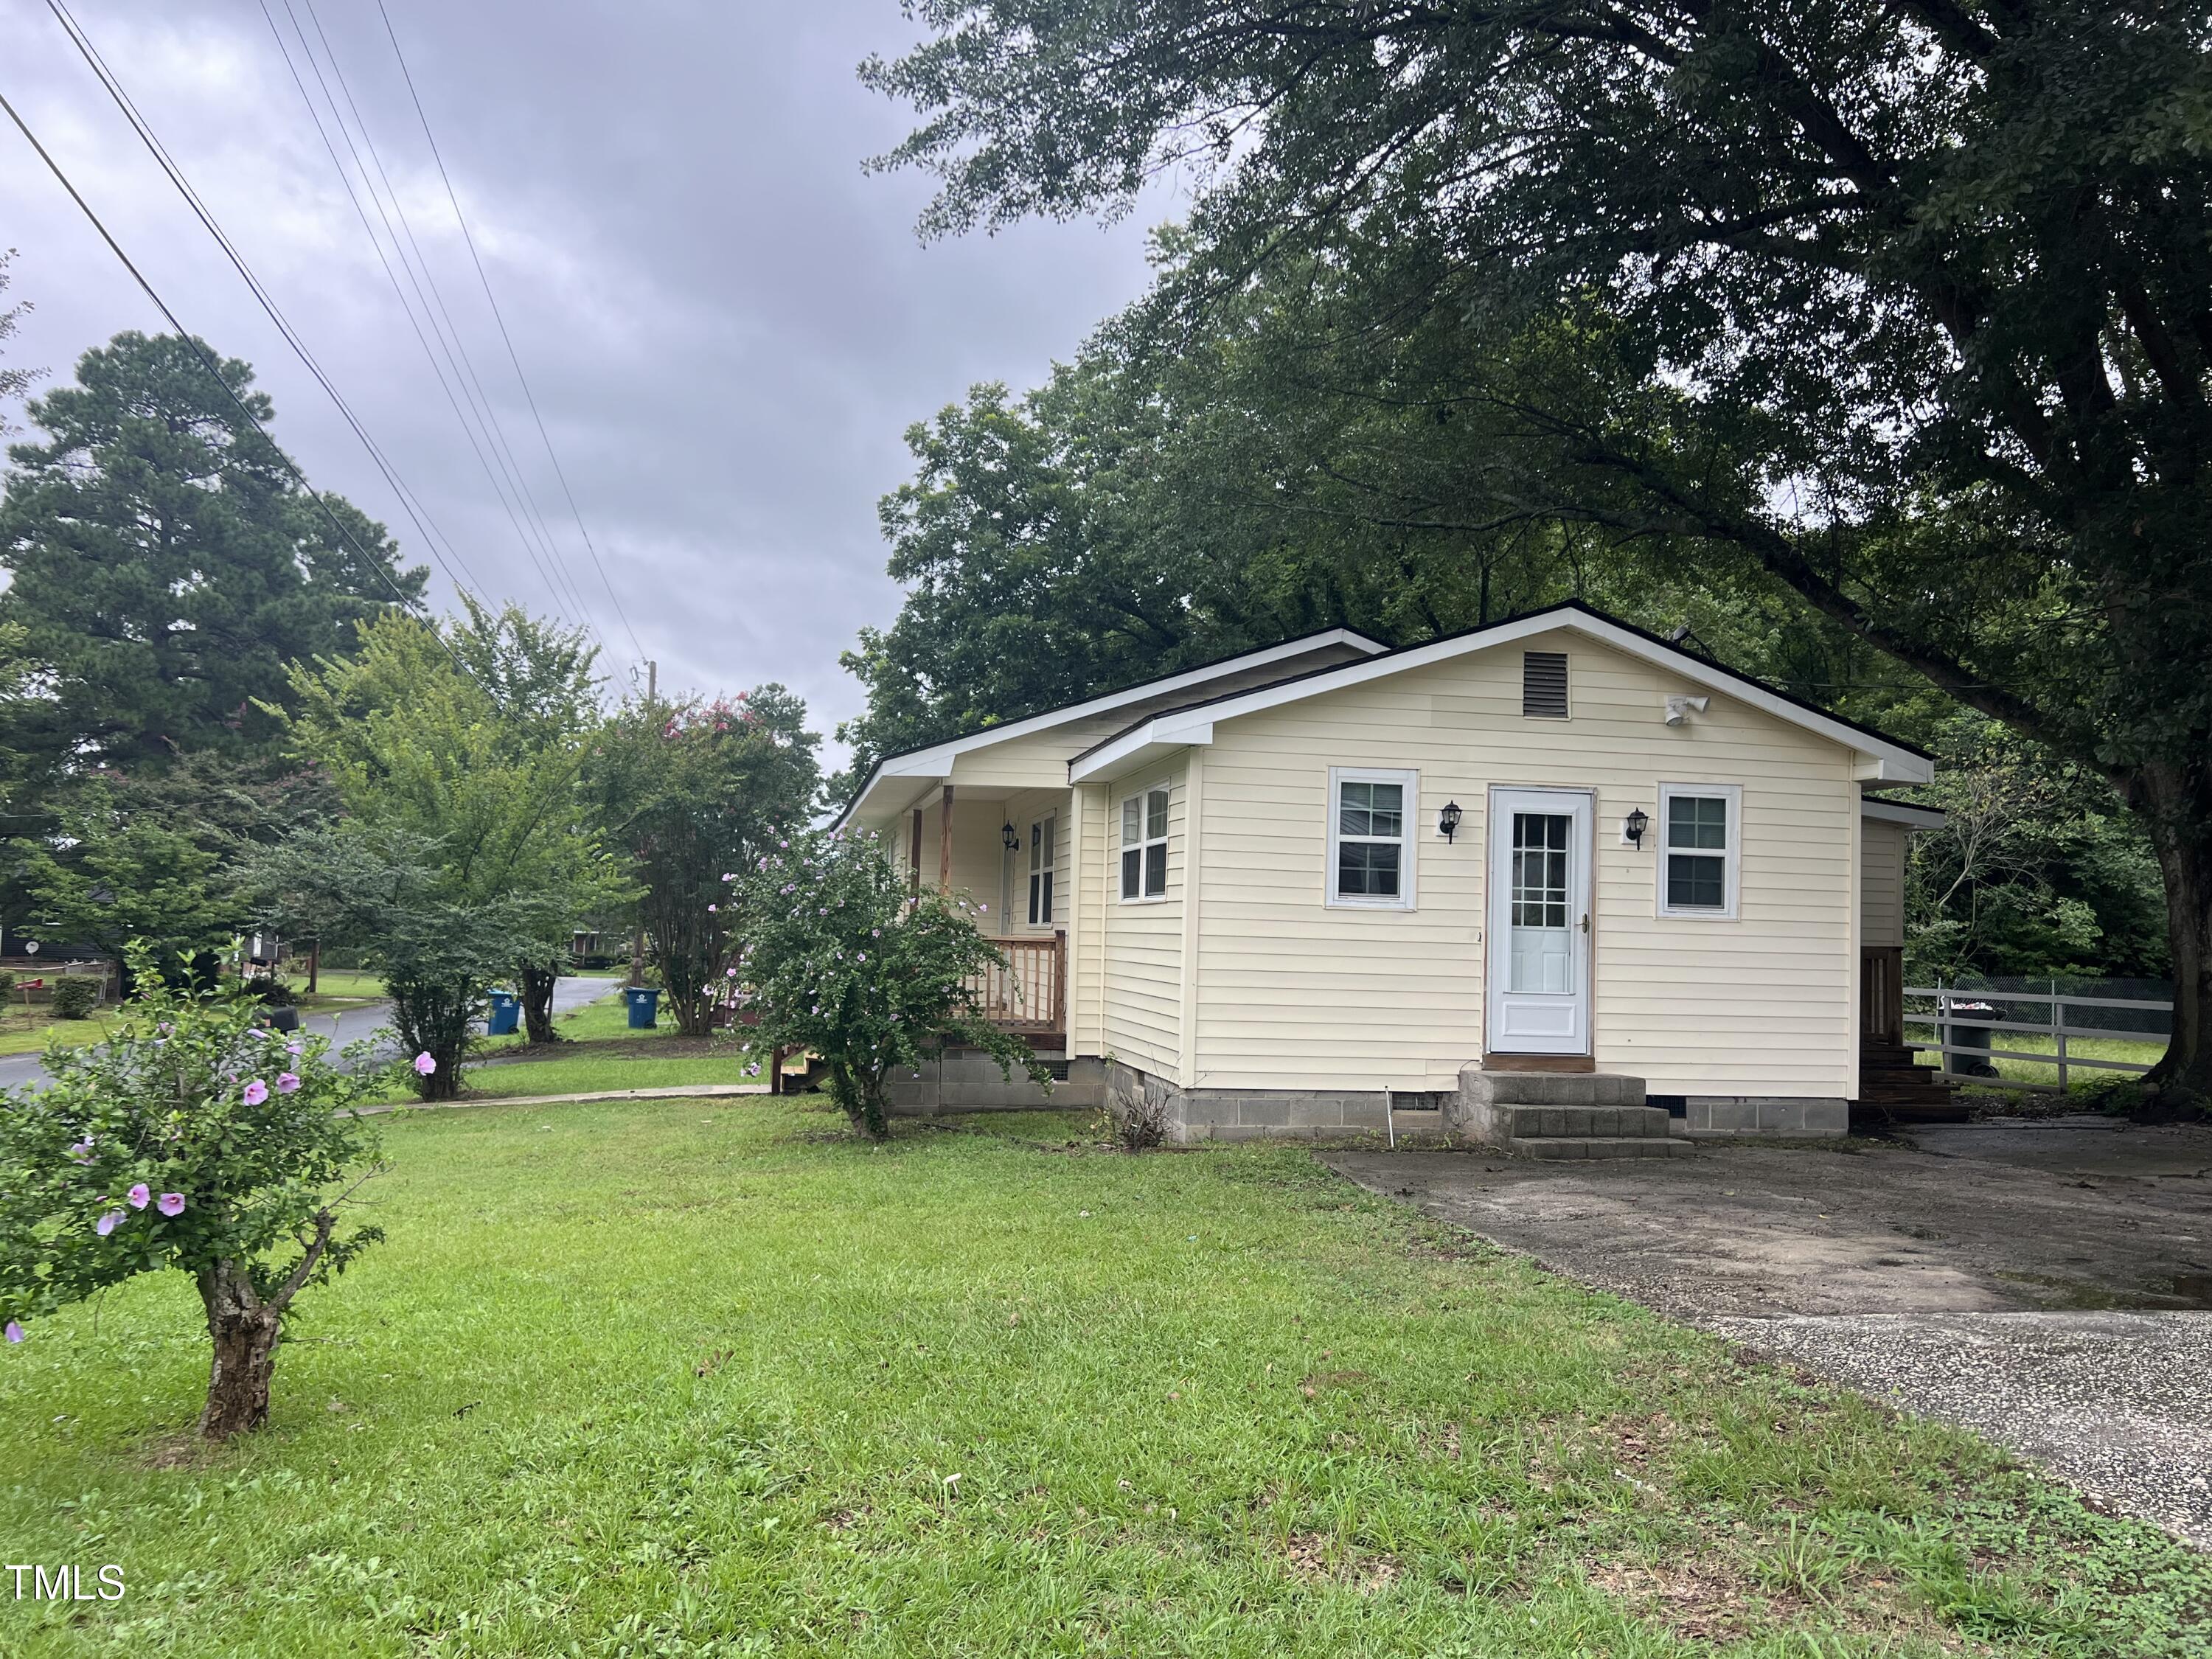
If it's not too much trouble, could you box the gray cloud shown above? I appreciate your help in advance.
[0,0,1174,757]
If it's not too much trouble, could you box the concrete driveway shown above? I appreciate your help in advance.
[1326,1117,2212,1548]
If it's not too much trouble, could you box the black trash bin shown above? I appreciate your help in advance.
[1943,1000,2000,1078]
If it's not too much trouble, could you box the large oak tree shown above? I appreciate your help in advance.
[870,2,2212,1100]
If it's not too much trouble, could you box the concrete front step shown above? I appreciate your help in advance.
[1489,1103,1673,1139]
[1459,1068,1647,1107]
[1518,1135,1694,1160]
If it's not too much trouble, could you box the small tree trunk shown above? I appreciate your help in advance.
[520,964,560,1045]
[2138,761,2212,1111]
[197,1260,282,1440]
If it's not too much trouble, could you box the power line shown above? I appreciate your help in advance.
[0,81,477,683]
[375,0,646,666]
[287,0,605,647]
[36,0,490,611]
[252,0,591,642]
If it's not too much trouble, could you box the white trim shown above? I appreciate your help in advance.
[1655,782,1743,920]
[1118,779,1172,905]
[1325,766,1419,911]
[1068,608,1933,785]
[835,629,1385,827]
[1860,797,1947,830]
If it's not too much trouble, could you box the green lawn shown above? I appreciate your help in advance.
[0,1006,126,1057]
[1,1096,2202,1656]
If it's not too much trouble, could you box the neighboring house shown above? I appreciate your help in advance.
[838,602,1947,1143]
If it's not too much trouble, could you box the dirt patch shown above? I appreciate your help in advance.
[1588,1559,1776,1644]
[1280,1532,1400,1593]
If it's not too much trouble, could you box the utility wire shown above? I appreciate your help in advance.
[0,81,478,683]
[254,0,590,642]
[375,0,646,665]
[37,0,490,610]
[288,0,603,647]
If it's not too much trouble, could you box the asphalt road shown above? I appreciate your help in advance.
[0,975,621,1092]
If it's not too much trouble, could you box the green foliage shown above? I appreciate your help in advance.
[589,687,819,1037]
[241,824,566,1102]
[45,977,97,1021]
[0,331,425,782]
[735,827,1046,1138]
[869,4,2212,1094]
[0,248,38,419]
[268,602,623,1087]
[11,782,237,979]
[0,942,385,1369]
[1908,714,2169,985]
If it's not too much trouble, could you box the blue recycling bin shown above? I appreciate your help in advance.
[625,987,661,1029]
[487,991,520,1037]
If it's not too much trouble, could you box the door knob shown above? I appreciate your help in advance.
[1579,913,1590,933]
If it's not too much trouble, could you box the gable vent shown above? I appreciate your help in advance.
[1522,651,1569,718]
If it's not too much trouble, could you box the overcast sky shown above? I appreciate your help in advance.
[0,0,1172,758]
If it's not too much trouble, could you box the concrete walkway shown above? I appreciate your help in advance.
[1326,1118,2212,1549]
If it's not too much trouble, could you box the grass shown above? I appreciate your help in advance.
[0,1004,126,1057]
[1,1091,2206,1656]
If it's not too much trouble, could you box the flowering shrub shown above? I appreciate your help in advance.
[735,828,1046,1139]
[0,942,390,1439]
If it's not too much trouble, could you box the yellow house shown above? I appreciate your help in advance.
[838,602,1945,1146]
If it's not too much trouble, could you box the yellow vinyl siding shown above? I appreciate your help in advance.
[1102,760,1186,1082]
[1071,783,1109,1055]
[1860,817,1909,949]
[1192,630,1857,1096]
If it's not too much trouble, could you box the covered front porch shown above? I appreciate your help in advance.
[877,776,1078,1056]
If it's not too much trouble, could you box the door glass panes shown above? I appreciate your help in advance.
[1509,812,1573,993]
[1028,816,1057,925]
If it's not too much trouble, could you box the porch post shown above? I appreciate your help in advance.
[939,785,955,891]
[908,808,923,896]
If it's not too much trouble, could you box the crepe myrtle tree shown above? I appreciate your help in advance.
[0,942,391,1439]
[736,827,1046,1140]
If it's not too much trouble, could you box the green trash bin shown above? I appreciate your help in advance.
[625,987,661,1029]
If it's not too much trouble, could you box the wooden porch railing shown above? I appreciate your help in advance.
[1860,945,1904,1047]
[964,931,1065,1035]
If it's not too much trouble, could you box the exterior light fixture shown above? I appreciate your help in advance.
[1438,800,1463,843]
[1624,807,1650,849]
[1001,821,1020,852]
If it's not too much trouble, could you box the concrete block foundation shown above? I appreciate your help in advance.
[884,1050,1103,1116]
[1682,1096,1849,1138]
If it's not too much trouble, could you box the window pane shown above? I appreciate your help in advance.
[1668,852,1727,909]
[1041,872,1054,925]
[1121,846,1141,899]
[1366,783,1402,838]
[1029,871,1043,926]
[1338,841,1400,898]
[1144,841,1167,897]
[1338,779,1372,838]
[1147,788,1169,840]
[1122,796,1141,846]
[1668,796,1728,850]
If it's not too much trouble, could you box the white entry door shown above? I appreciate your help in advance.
[1486,787,1593,1055]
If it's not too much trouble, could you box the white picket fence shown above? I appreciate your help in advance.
[1905,984,2171,1092]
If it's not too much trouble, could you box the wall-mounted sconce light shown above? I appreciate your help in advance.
[1624,807,1649,849]
[1663,694,1709,726]
[1001,821,1019,852]
[1439,800,1463,843]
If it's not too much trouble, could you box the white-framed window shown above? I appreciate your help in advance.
[1326,766,1417,909]
[1119,784,1169,902]
[1027,814,1057,925]
[1656,782,1741,919]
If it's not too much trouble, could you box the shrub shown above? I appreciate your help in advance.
[257,978,299,1007]
[734,827,1048,1139]
[0,942,390,1438]
[0,970,17,998]
[48,975,99,1020]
